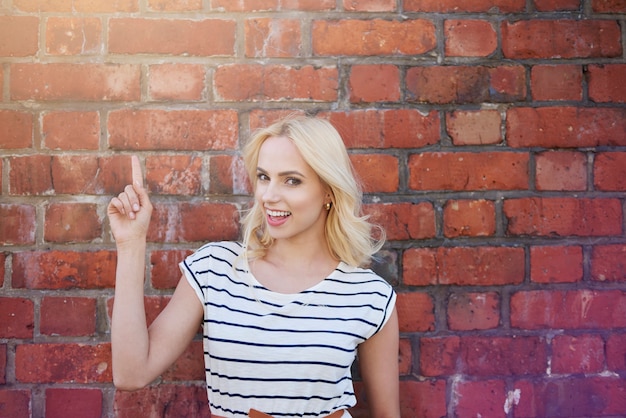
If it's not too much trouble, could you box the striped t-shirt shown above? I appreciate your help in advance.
[180,241,396,418]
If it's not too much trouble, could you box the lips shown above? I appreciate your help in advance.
[266,209,291,227]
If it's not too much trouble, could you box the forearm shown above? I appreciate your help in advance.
[111,240,151,389]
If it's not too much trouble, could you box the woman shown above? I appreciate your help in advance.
[108,116,400,417]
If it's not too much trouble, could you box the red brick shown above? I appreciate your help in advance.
[407,65,526,104]
[534,0,580,10]
[162,340,204,381]
[214,64,338,102]
[395,292,435,332]
[398,338,412,376]
[454,380,506,418]
[12,250,116,290]
[349,65,400,103]
[591,245,626,282]
[0,110,33,149]
[9,155,52,195]
[0,298,34,338]
[245,18,302,58]
[507,107,626,147]
[13,0,73,11]
[510,289,626,329]
[592,0,626,12]
[443,199,496,237]
[445,20,497,57]
[350,154,399,192]
[0,253,4,287]
[49,155,101,194]
[150,250,192,289]
[148,203,240,243]
[607,333,626,373]
[46,17,102,55]
[402,248,438,286]
[594,152,626,191]
[0,389,31,418]
[108,109,239,151]
[44,203,102,243]
[530,246,583,283]
[0,344,5,384]
[364,202,436,241]
[24,0,135,12]
[551,334,604,374]
[398,380,447,418]
[11,63,140,101]
[16,343,111,383]
[408,152,529,191]
[446,110,501,145]
[447,292,500,331]
[209,154,250,195]
[146,154,203,195]
[531,65,583,101]
[324,109,440,148]
[403,246,524,286]
[502,20,622,59]
[109,18,234,56]
[0,16,39,57]
[148,0,202,11]
[40,297,97,336]
[589,64,626,103]
[420,336,461,376]
[343,0,396,11]
[440,247,524,286]
[514,377,626,417]
[463,336,548,376]
[504,197,622,237]
[148,64,205,101]
[421,336,547,376]
[211,0,335,11]
[74,0,138,12]
[114,385,210,418]
[52,155,131,195]
[0,204,36,245]
[535,150,587,191]
[46,388,102,418]
[312,19,436,56]
[43,111,100,150]
[404,0,525,12]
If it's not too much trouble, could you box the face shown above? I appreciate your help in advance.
[255,135,330,244]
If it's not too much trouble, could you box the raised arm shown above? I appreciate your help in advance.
[108,156,202,390]
[357,307,401,417]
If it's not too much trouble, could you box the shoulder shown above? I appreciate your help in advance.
[187,241,244,261]
[329,263,395,300]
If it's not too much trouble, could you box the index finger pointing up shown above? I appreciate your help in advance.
[131,155,143,187]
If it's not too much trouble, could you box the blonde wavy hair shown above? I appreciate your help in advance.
[240,116,384,268]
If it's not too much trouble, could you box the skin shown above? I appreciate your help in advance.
[108,149,400,416]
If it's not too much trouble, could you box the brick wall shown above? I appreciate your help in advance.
[1,1,625,417]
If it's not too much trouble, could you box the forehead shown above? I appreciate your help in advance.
[257,136,312,173]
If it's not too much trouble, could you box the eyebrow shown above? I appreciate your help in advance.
[256,167,306,178]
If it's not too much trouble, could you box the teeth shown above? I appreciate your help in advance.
[267,209,291,217]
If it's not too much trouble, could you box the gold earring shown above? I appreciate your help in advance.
[325,202,331,211]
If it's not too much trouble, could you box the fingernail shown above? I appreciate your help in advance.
[133,204,140,211]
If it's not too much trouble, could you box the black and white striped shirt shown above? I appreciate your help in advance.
[180,241,396,417]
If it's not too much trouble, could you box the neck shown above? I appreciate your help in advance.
[265,236,336,270]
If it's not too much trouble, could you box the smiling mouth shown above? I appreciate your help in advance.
[267,209,291,217]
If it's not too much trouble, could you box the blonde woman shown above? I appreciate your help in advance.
[109,116,400,417]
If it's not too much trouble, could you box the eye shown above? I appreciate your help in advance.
[285,177,302,186]
[256,172,269,182]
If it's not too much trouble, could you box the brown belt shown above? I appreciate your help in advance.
[213,409,344,418]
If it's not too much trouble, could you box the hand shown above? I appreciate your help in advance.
[107,155,153,245]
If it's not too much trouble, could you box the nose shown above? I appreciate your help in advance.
[260,180,279,204]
